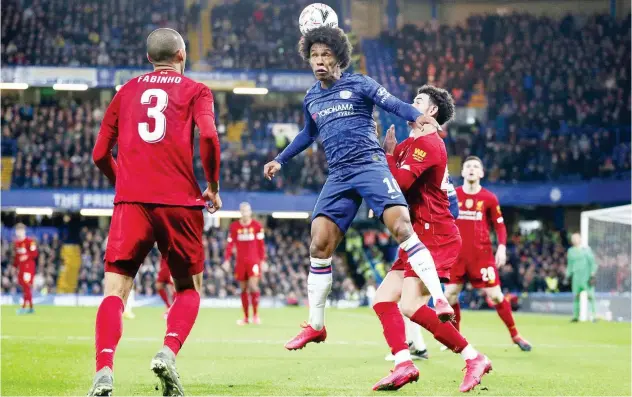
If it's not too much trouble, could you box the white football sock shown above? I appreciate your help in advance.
[308,257,332,331]
[404,314,426,351]
[400,234,447,304]
[393,349,412,365]
[460,344,478,361]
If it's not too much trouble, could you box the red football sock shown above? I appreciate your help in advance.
[495,298,518,338]
[452,302,461,331]
[22,284,32,308]
[250,291,260,316]
[164,289,200,356]
[95,295,124,371]
[158,289,171,308]
[373,302,409,355]
[240,291,249,319]
[410,305,468,353]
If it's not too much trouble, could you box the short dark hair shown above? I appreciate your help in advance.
[464,155,484,167]
[298,27,352,70]
[417,85,455,125]
[146,28,185,63]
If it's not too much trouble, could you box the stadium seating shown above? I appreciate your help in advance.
[1,0,186,67]
[1,230,61,295]
[70,221,353,300]
[207,0,340,70]
[379,14,631,180]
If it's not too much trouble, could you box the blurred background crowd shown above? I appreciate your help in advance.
[1,0,630,307]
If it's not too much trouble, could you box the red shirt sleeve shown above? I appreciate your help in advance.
[28,238,38,261]
[224,223,236,262]
[388,138,440,193]
[255,222,266,262]
[196,86,220,184]
[93,93,120,185]
[488,192,507,245]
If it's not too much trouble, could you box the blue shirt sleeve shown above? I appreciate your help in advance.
[274,101,318,165]
[446,176,459,219]
[361,75,422,122]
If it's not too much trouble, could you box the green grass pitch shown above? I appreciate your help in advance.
[1,305,630,396]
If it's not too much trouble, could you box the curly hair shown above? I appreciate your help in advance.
[417,85,455,125]
[298,27,353,70]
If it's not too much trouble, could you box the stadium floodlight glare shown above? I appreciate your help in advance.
[0,82,29,90]
[211,210,242,218]
[15,207,53,216]
[271,211,310,219]
[52,83,89,91]
[233,87,269,95]
[80,208,114,217]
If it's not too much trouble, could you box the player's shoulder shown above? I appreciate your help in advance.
[455,185,464,193]
[252,219,263,228]
[480,187,499,200]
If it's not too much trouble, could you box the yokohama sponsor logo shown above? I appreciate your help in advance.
[318,103,354,117]
[458,210,483,221]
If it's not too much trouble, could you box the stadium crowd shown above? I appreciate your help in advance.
[1,0,186,67]
[3,98,629,192]
[1,230,61,295]
[384,13,631,180]
[208,0,339,70]
[4,221,629,301]
[74,221,353,301]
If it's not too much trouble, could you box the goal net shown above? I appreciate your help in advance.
[580,205,631,294]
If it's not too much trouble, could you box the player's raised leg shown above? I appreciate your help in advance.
[372,269,419,391]
[285,215,343,350]
[381,206,453,321]
[484,285,531,351]
[400,277,492,393]
[248,274,261,324]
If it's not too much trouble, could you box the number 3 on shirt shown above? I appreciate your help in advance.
[138,88,168,143]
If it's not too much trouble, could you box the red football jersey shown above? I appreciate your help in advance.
[13,237,38,273]
[224,220,266,266]
[455,186,507,251]
[388,133,458,236]
[96,70,214,207]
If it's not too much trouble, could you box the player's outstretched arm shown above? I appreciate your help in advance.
[362,76,441,131]
[265,103,318,180]
[93,94,120,186]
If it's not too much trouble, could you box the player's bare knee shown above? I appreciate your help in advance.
[389,215,414,243]
[309,236,334,259]
[399,299,418,319]
[485,286,504,304]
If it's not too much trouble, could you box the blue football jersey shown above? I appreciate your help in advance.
[275,73,422,174]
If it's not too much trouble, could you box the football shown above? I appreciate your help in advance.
[299,3,339,36]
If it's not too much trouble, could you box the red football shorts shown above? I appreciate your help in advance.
[156,258,173,285]
[448,246,500,289]
[18,270,34,286]
[234,262,261,282]
[390,233,462,282]
[105,203,204,279]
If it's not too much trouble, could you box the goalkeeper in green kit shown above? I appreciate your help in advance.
[565,233,598,322]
